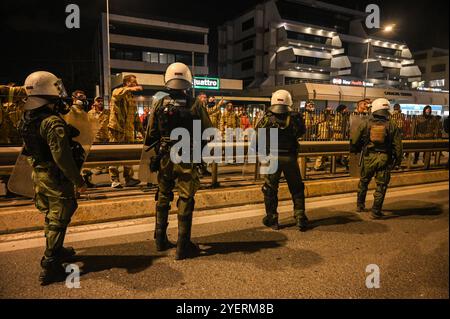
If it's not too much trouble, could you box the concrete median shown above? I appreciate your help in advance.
[0,169,448,234]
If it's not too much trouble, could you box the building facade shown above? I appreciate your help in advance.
[218,0,422,90]
[101,13,209,99]
[413,48,449,90]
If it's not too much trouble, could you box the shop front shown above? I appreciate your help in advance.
[246,82,449,115]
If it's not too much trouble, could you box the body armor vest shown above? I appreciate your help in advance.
[18,108,55,164]
[366,118,390,153]
[266,112,298,153]
[156,95,197,142]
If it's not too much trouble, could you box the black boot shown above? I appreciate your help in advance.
[175,213,200,260]
[294,210,308,232]
[39,256,66,286]
[54,246,76,260]
[371,210,385,219]
[356,205,368,213]
[262,185,279,230]
[154,225,176,252]
[154,206,175,251]
[262,214,279,230]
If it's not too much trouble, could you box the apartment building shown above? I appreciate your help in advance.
[218,0,421,90]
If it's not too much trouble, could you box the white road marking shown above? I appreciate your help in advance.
[0,182,447,253]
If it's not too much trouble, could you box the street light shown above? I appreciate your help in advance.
[104,0,111,103]
[383,24,396,33]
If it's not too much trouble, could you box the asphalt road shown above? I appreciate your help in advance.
[0,182,448,299]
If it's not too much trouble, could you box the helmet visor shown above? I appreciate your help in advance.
[56,79,68,98]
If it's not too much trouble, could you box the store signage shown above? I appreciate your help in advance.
[417,87,449,93]
[384,91,413,97]
[193,77,220,90]
[332,78,374,87]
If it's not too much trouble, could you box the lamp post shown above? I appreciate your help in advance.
[104,0,111,103]
[363,39,371,99]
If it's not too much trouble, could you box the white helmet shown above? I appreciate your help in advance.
[23,71,67,110]
[371,98,391,113]
[269,89,293,114]
[164,62,192,90]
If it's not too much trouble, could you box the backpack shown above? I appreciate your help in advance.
[368,120,390,145]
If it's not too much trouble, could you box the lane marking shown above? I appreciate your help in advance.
[0,182,447,253]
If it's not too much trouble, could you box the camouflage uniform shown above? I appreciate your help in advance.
[206,102,222,129]
[220,109,239,134]
[0,85,26,144]
[413,109,441,165]
[18,106,84,263]
[351,113,403,217]
[108,87,137,183]
[332,111,350,167]
[145,93,212,257]
[88,108,110,143]
[314,111,333,170]
[257,110,308,230]
[302,109,320,139]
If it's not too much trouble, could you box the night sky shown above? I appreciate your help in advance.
[0,0,448,97]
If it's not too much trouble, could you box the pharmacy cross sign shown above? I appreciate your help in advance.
[193,77,220,90]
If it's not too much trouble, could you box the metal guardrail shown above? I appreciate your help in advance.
[0,140,447,175]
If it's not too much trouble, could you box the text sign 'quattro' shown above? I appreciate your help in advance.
[193,77,220,90]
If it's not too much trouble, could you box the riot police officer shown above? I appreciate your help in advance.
[257,90,308,231]
[351,98,403,219]
[18,71,87,285]
[145,62,212,260]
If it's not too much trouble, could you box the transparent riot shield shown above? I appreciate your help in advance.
[138,92,170,185]
[8,107,100,197]
[349,113,368,178]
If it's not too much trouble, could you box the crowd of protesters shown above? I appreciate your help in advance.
[0,79,448,188]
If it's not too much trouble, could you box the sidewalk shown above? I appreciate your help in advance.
[0,169,447,234]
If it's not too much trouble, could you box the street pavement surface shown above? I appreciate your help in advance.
[0,182,448,299]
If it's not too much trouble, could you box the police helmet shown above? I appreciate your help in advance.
[269,89,293,114]
[164,62,193,90]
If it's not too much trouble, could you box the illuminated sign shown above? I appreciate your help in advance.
[332,78,374,87]
[417,87,449,93]
[193,77,220,90]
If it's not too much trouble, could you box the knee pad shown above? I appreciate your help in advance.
[47,224,67,232]
[177,197,195,214]
[262,184,277,198]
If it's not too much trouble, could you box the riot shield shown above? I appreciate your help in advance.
[349,113,368,178]
[8,107,100,197]
[138,92,170,185]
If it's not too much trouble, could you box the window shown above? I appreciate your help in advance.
[241,59,253,71]
[142,52,151,63]
[429,79,445,87]
[242,39,254,51]
[242,18,254,32]
[431,64,446,73]
[159,53,167,64]
[286,30,328,44]
[150,52,159,63]
[168,54,175,64]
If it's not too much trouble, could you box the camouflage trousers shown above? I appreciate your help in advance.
[155,155,200,237]
[261,155,306,222]
[108,128,135,182]
[35,194,77,258]
[357,152,391,213]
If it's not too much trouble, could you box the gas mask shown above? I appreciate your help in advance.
[53,97,71,115]
[75,99,89,109]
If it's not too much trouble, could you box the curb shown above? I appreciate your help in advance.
[0,170,448,234]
